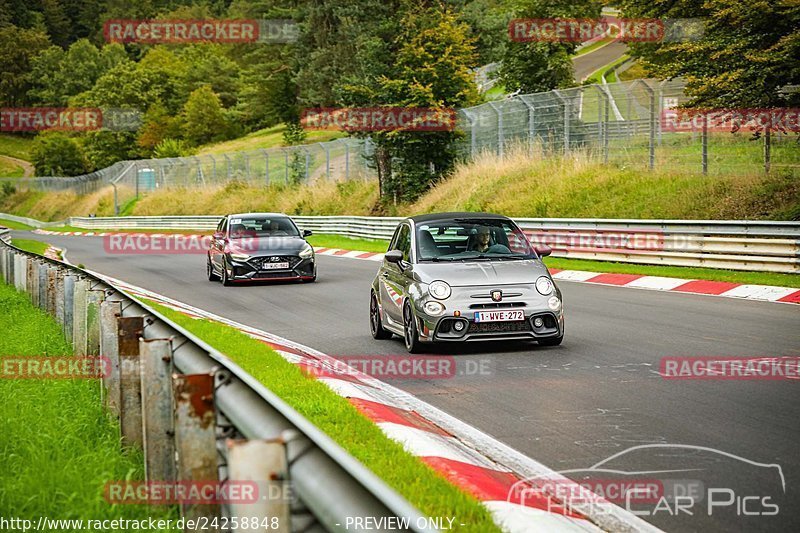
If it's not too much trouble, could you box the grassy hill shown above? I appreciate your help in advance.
[3,145,797,222]
[197,124,346,155]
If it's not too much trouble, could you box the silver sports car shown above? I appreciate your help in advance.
[370,212,564,353]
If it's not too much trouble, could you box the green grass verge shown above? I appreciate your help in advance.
[585,54,630,84]
[146,300,500,530]
[10,238,49,256]
[0,133,34,160]
[0,282,178,523]
[307,234,388,253]
[572,37,614,58]
[197,124,346,155]
[44,225,210,234]
[310,234,799,288]
[0,156,24,177]
[0,218,34,230]
[543,257,800,288]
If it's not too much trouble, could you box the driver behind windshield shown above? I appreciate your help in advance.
[468,225,511,254]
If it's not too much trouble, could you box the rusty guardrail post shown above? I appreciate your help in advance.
[86,286,104,356]
[140,338,177,484]
[63,273,76,342]
[100,300,122,415]
[55,270,65,326]
[173,372,219,527]
[119,316,145,447]
[29,258,40,307]
[37,262,47,310]
[26,256,36,303]
[46,265,57,316]
[73,278,89,356]
[227,439,290,531]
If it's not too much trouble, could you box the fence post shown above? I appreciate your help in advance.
[553,90,570,155]
[488,102,504,158]
[244,153,250,182]
[343,140,350,179]
[227,439,290,529]
[630,80,655,169]
[46,265,57,316]
[26,257,36,304]
[702,113,708,175]
[119,316,145,448]
[173,372,220,525]
[303,146,311,180]
[461,110,477,159]
[100,300,122,416]
[262,149,270,186]
[520,96,536,156]
[140,338,177,484]
[764,127,771,174]
[283,149,289,184]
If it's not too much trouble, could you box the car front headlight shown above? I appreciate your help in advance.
[230,253,250,261]
[424,301,445,316]
[535,276,553,295]
[428,280,451,300]
[548,295,562,311]
[299,243,314,259]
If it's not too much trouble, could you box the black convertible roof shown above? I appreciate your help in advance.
[408,212,510,223]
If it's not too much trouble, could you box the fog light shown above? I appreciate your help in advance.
[453,321,465,332]
[548,296,561,311]
[424,301,445,316]
[533,317,544,328]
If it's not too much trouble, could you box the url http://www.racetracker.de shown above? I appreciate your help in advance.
[0,516,283,531]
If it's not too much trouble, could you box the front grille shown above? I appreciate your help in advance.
[249,255,299,270]
[252,271,299,279]
[469,302,526,310]
[468,320,532,333]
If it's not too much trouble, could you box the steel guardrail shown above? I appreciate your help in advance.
[0,236,432,533]
[63,215,800,273]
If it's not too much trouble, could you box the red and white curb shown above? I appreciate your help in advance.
[33,230,800,305]
[86,270,659,533]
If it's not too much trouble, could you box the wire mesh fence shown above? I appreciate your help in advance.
[457,79,799,176]
[2,79,797,213]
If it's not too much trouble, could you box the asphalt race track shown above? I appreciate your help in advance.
[19,231,800,532]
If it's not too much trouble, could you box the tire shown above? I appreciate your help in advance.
[207,257,220,281]
[403,301,423,353]
[370,292,392,340]
[221,259,232,286]
[538,335,563,346]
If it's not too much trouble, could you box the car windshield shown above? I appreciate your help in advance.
[228,216,299,238]
[415,218,537,261]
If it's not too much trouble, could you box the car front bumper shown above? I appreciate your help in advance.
[412,285,564,343]
[227,254,315,282]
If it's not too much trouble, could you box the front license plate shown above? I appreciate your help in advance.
[263,262,290,270]
[474,310,525,323]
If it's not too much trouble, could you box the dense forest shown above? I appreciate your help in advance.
[1,0,797,201]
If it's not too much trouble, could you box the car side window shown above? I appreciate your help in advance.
[396,224,411,262]
[388,225,401,252]
[221,218,228,235]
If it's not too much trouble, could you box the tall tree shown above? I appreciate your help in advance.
[620,0,800,107]
[498,0,601,93]
[0,25,50,105]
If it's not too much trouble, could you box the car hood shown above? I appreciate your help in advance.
[229,237,309,256]
[413,259,550,286]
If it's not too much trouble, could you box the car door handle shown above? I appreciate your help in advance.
[381,272,390,278]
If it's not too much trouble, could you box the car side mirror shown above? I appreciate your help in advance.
[303,229,313,237]
[213,231,224,240]
[384,250,404,264]
[534,244,552,257]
